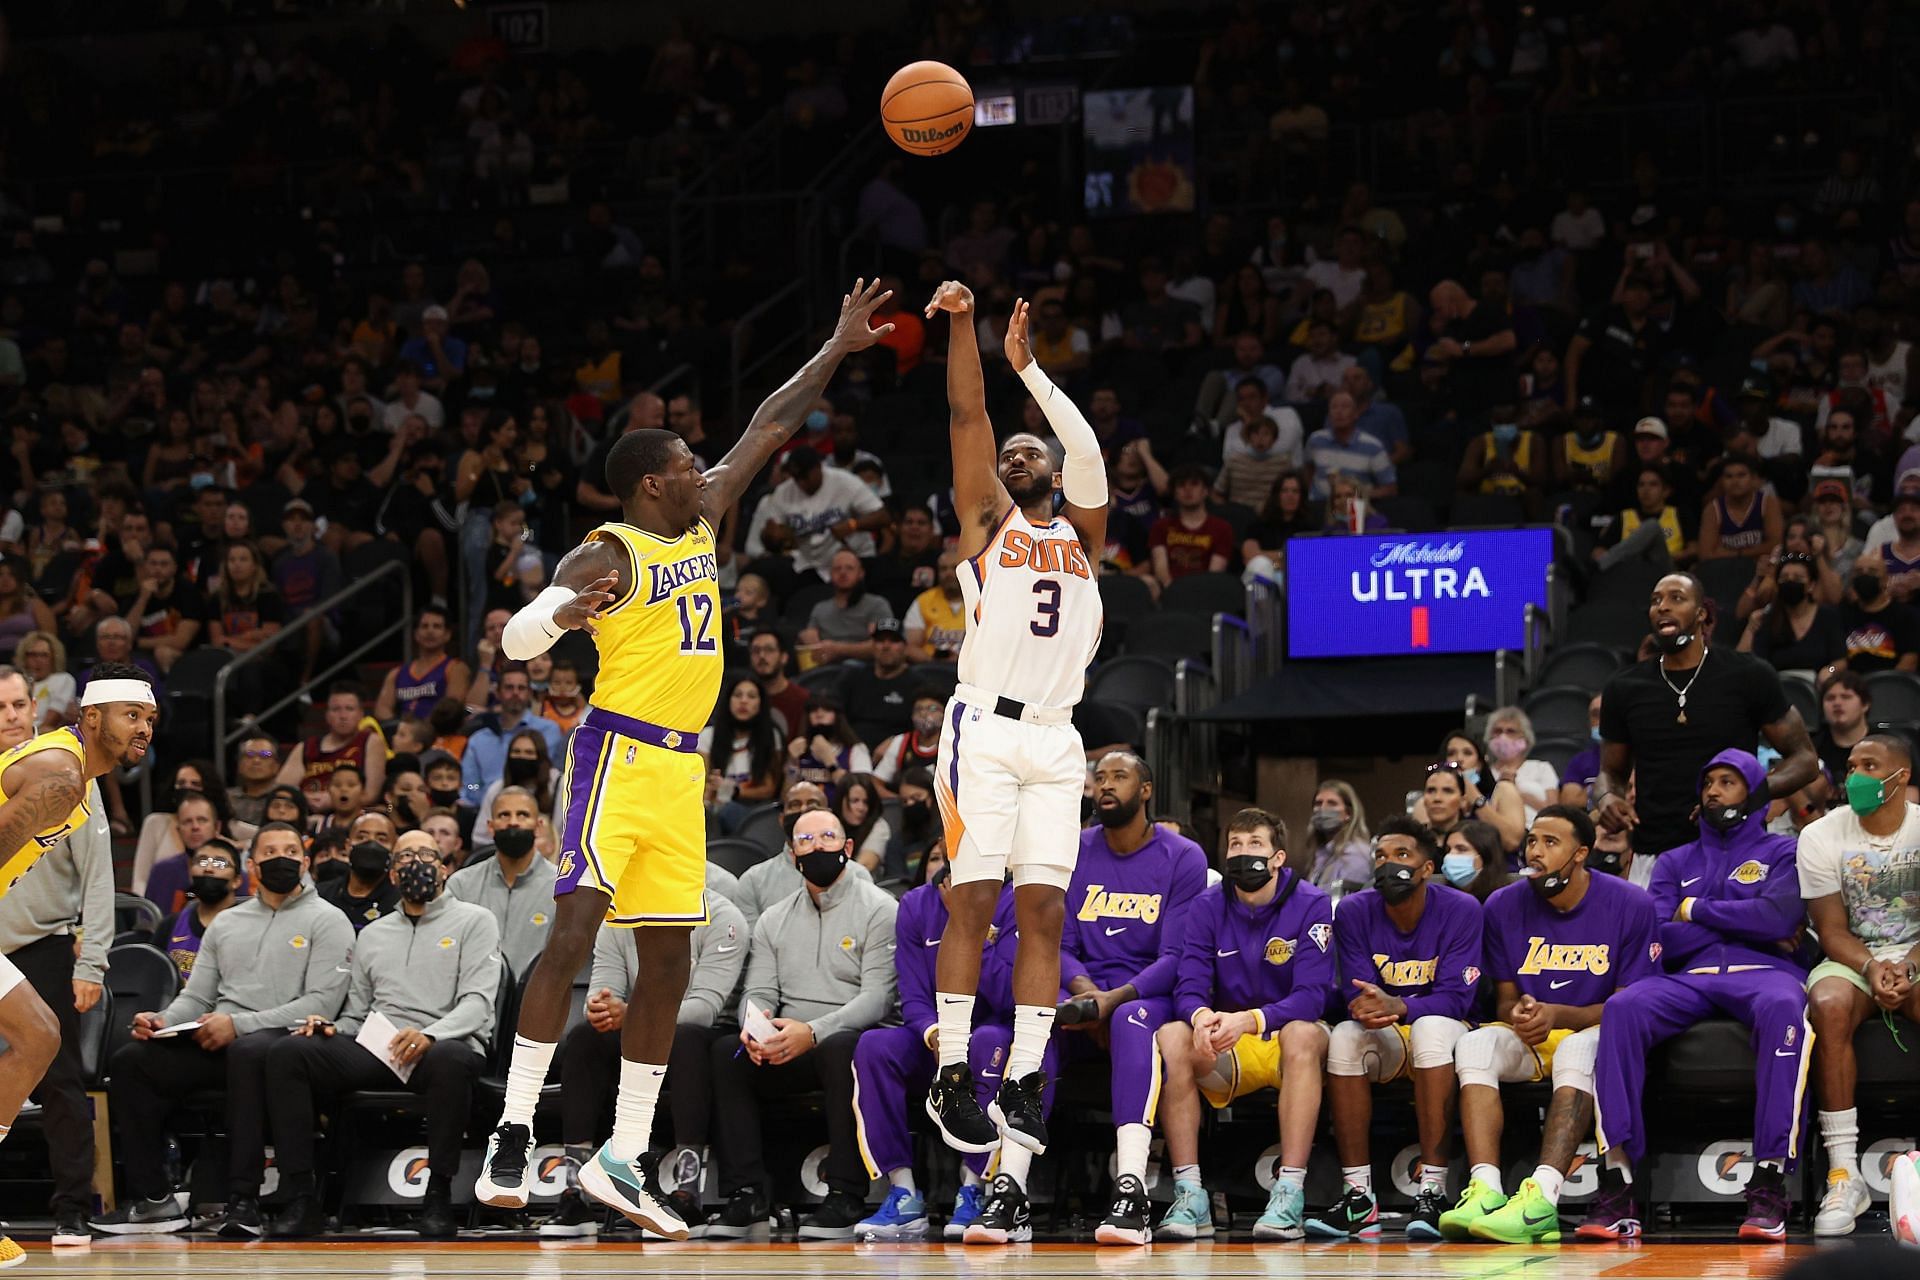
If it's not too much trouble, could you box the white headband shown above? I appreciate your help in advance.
[81,679,157,709]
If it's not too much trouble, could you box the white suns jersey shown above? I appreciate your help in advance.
[957,505,1101,709]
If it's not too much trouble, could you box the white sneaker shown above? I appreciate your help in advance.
[1892,1151,1920,1246]
[1813,1169,1871,1236]
[474,1121,536,1209]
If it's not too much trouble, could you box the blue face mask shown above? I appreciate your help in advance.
[805,410,829,432]
[1590,725,1602,743]
[1491,423,1519,448]
[1756,744,1782,771]
[1441,853,1479,888]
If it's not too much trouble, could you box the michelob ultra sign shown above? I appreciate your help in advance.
[1285,528,1552,658]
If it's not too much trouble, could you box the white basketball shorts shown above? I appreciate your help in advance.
[934,685,1085,892]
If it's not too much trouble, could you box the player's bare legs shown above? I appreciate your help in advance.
[0,984,58,1131]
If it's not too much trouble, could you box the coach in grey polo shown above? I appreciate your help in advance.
[448,785,557,975]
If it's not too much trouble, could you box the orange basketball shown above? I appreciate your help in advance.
[881,61,973,156]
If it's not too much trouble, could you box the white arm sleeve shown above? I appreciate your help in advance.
[502,584,575,661]
[1017,360,1109,509]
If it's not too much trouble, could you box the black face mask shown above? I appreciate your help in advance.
[797,847,847,888]
[1224,855,1274,894]
[1854,573,1885,603]
[395,861,440,905]
[393,796,419,825]
[1776,580,1808,607]
[902,800,931,834]
[1528,856,1576,900]
[349,841,391,878]
[1650,628,1696,655]
[493,827,536,860]
[429,786,461,807]
[190,875,231,906]
[1702,800,1748,832]
[258,857,305,894]
[1589,846,1627,877]
[1373,862,1419,905]
[313,858,349,887]
[505,757,540,785]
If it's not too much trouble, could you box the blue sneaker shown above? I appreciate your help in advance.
[856,1186,929,1241]
[1253,1179,1305,1241]
[944,1183,985,1241]
[1156,1179,1214,1241]
[577,1145,688,1240]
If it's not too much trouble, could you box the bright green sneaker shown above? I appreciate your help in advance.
[1438,1180,1508,1241]
[1156,1179,1214,1240]
[1467,1178,1561,1245]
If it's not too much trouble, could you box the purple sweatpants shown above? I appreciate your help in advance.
[851,1024,1059,1179]
[1060,996,1174,1129]
[1593,966,1813,1167]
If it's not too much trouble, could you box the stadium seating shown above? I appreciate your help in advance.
[1522,685,1596,740]
[1532,642,1625,695]
[708,837,775,878]
[1087,656,1177,717]
[1159,572,1245,620]
[1863,670,1920,724]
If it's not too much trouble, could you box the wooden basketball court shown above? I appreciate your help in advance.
[0,1239,1848,1280]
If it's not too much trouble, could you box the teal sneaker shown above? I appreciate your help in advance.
[1156,1180,1214,1241]
[1253,1178,1306,1241]
[577,1145,688,1240]
[856,1186,929,1241]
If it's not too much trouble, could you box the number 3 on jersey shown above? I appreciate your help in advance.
[1030,579,1061,637]
[676,593,716,653]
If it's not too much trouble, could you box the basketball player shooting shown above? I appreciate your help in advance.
[477,279,896,1236]
[922,282,1108,1231]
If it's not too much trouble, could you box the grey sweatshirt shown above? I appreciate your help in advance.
[161,883,354,1035]
[734,853,872,930]
[587,888,748,1028]
[743,870,898,1043]
[0,781,114,982]
[446,852,556,976]
[336,892,501,1053]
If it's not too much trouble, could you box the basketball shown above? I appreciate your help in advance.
[880,60,973,156]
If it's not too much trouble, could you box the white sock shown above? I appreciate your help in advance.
[1757,1159,1783,1174]
[1471,1163,1504,1194]
[1532,1165,1566,1205]
[1000,1142,1033,1190]
[1604,1148,1633,1185]
[962,1166,983,1187]
[936,993,974,1068]
[1343,1164,1373,1194]
[501,1035,557,1128]
[1419,1164,1447,1195]
[1115,1123,1151,1182]
[608,1059,666,1161]
[888,1168,917,1193]
[1007,1004,1055,1079]
[1278,1166,1306,1190]
[1173,1163,1200,1186]
[1821,1109,1861,1179]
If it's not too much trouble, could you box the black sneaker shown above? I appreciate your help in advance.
[475,1121,536,1209]
[1094,1174,1153,1246]
[216,1196,265,1239]
[90,1194,188,1235]
[705,1188,771,1241]
[414,1190,460,1240]
[667,1189,707,1240]
[538,1188,602,1238]
[963,1174,1031,1245]
[271,1193,329,1239]
[989,1071,1049,1154]
[1304,1184,1381,1239]
[1406,1187,1445,1241]
[797,1190,867,1241]
[51,1213,90,1247]
[926,1063,1000,1154]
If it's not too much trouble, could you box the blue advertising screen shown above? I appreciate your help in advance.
[1285,529,1552,658]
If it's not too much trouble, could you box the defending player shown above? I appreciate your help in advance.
[918,285,1109,1239]
[0,664,156,1265]
[1159,808,1334,1242]
[1439,806,1659,1244]
[477,280,896,1235]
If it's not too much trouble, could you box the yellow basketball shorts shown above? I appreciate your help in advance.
[555,707,708,927]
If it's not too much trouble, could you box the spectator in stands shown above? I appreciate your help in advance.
[1436,820,1510,901]
[701,675,786,836]
[1241,470,1311,573]
[1216,266,1283,351]
[755,445,890,596]
[14,631,72,732]
[1592,751,1808,1243]
[1558,695,1605,807]
[270,499,341,687]
[92,823,352,1239]
[385,761,427,833]
[1799,733,1920,1236]
[121,544,201,673]
[902,552,965,664]
[319,807,400,932]
[747,630,809,740]
[784,695,870,805]
[705,807,899,1241]
[1196,331,1285,426]
[227,733,281,827]
[307,829,351,890]
[138,769,253,908]
[1150,466,1233,587]
[278,683,385,800]
[1306,391,1395,501]
[1554,399,1629,494]
[1457,408,1550,514]
[545,872,749,1238]
[1157,808,1332,1242]
[398,305,467,392]
[422,808,465,873]
[1087,387,1147,458]
[835,774,890,872]
[1428,279,1518,424]
[1740,552,1847,675]
[207,542,282,651]
[1485,706,1562,820]
[1811,480,1866,582]
[1122,257,1203,358]
[1285,320,1355,406]
[735,783,838,926]
[261,784,308,833]
[155,838,241,984]
[1220,376,1305,466]
[375,607,472,722]
[1305,780,1371,894]
[1309,816,1482,1241]
[1880,483,1920,603]
[1594,466,1696,571]
[270,830,499,1240]
[1423,730,1526,850]
[1811,672,1870,786]
[844,620,914,746]
[1213,411,1295,510]
[448,785,556,977]
[1322,473,1390,535]
[313,762,367,835]
[798,549,895,666]
[867,505,942,617]
[462,663,563,804]
[1699,452,1782,562]
[881,768,939,883]
[472,728,558,845]
[873,690,942,792]
[538,658,586,737]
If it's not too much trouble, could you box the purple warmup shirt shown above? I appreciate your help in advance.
[895,880,1019,1040]
[1482,872,1661,1008]
[1174,872,1337,1032]
[1333,883,1484,1021]
[1061,824,1209,996]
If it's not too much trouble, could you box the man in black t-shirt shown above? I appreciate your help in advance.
[1838,553,1920,674]
[1566,273,1659,419]
[1427,279,1517,418]
[1596,572,1819,873]
[843,619,915,747]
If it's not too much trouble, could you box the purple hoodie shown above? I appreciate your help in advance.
[1061,824,1210,996]
[1649,747,1807,974]
[1174,871,1337,1033]
[1333,881,1484,1021]
[895,879,1020,1040]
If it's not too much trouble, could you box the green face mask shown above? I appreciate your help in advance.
[1847,768,1906,816]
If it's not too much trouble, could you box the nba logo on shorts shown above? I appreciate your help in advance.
[626,745,637,765]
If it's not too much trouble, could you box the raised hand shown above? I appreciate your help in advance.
[554,572,619,635]
[1004,298,1034,372]
[926,280,975,318]
[831,277,896,353]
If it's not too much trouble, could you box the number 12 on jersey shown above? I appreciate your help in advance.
[676,593,716,653]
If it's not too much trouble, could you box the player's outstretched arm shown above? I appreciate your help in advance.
[1005,297,1109,556]
[501,538,625,661]
[701,278,895,523]
[0,752,83,861]
[928,280,1008,559]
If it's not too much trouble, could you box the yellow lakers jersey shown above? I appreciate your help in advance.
[911,585,968,657]
[0,727,88,895]
[587,519,723,734]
